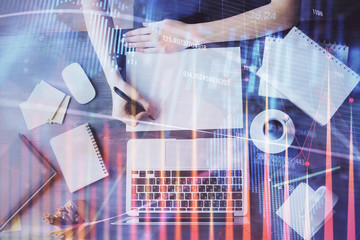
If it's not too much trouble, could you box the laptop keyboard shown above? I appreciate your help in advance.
[131,170,243,212]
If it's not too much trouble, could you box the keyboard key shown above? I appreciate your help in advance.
[152,186,159,192]
[162,193,169,200]
[132,186,137,194]
[199,185,206,192]
[212,201,219,207]
[210,170,218,177]
[176,193,184,200]
[139,193,146,199]
[160,186,167,192]
[181,201,189,207]
[145,186,151,192]
[169,193,176,200]
[189,201,196,208]
[158,201,166,207]
[180,178,187,184]
[139,208,146,211]
[155,171,161,177]
[172,170,209,177]
[224,193,231,199]
[137,186,144,192]
[132,193,138,199]
[208,193,215,199]
[163,171,171,177]
[214,185,221,192]
[155,208,162,211]
[174,201,180,207]
[175,186,182,192]
[185,193,192,199]
[139,171,146,177]
[222,185,228,192]
[213,208,219,211]
[147,171,154,174]
[203,208,211,211]
[227,200,234,207]
[187,178,194,184]
[172,178,179,185]
[192,193,199,199]
[217,178,225,184]
[197,201,204,207]
[235,170,242,176]
[232,185,242,192]
[164,208,171,211]
[168,186,175,192]
[220,200,227,207]
[187,208,195,211]
[133,178,146,185]
[156,178,164,185]
[195,178,201,184]
[232,193,242,199]
[235,200,242,207]
[164,178,171,184]
[202,178,209,184]
[206,186,213,192]
[132,171,139,174]
[166,201,172,207]
[183,186,190,192]
[216,193,224,199]
[227,170,234,176]
[219,208,226,211]
[233,178,242,185]
[200,193,207,199]
[191,186,198,192]
[149,178,155,184]
[210,178,217,184]
[154,193,161,199]
[219,170,226,177]
[132,201,142,207]
[179,208,187,211]
[204,201,211,207]
[235,208,242,211]
[146,193,153,199]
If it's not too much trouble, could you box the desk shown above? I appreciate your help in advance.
[1,4,360,240]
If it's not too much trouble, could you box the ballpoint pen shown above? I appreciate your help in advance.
[113,86,155,120]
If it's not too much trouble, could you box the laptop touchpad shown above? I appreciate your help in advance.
[165,140,209,169]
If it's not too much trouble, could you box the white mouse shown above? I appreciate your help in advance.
[62,63,96,104]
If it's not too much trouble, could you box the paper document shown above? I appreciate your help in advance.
[20,81,70,129]
[126,47,243,131]
[276,182,338,239]
[257,27,359,125]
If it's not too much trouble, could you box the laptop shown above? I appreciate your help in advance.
[112,138,248,225]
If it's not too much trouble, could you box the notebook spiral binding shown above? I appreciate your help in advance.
[85,123,109,175]
[293,27,360,79]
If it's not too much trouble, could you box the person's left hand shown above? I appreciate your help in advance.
[123,19,197,53]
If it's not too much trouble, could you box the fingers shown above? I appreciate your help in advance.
[135,47,161,53]
[124,27,152,37]
[124,34,152,43]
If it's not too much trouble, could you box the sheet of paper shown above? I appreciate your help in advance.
[257,39,350,99]
[49,95,70,124]
[126,47,243,131]
[256,27,360,125]
[20,81,65,130]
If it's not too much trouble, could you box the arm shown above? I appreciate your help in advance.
[123,0,300,53]
[82,0,152,126]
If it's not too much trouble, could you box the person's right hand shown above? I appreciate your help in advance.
[109,75,153,127]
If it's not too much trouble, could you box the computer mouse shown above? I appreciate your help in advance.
[62,63,96,104]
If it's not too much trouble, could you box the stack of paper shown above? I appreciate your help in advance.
[20,81,70,130]
[256,27,359,126]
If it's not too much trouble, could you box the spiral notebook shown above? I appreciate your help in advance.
[50,123,108,193]
[257,27,360,125]
[258,40,350,99]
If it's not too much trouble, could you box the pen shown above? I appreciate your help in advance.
[113,86,155,120]
[19,134,57,171]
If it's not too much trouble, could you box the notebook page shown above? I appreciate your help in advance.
[257,27,360,125]
[50,123,108,193]
[126,47,243,131]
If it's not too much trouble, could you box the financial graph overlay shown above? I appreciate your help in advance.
[0,0,360,240]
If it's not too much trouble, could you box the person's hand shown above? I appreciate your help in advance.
[107,72,153,127]
[123,19,199,53]
[111,81,153,127]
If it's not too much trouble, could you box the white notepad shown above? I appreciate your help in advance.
[126,47,243,131]
[276,183,338,239]
[258,40,350,100]
[257,27,360,125]
[50,123,108,193]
